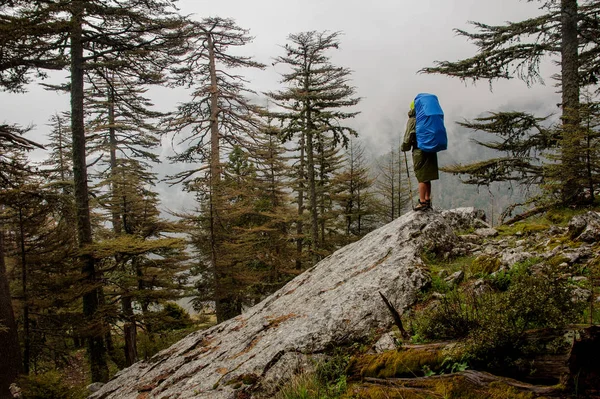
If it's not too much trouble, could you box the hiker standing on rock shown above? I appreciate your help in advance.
[401,94,446,211]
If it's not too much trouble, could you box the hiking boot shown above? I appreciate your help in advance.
[415,200,430,211]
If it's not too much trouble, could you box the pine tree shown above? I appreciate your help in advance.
[220,144,295,309]
[82,65,171,364]
[375,148,410,222]
[188,139,295,320]
[87,159,189,366]
[0,224,20,398]
[441,112,552,188]
[314,133,345,254]
[580,99,600,201]
[421,0,600,203]
[42,113,73,186]
[250,122,297,288]
[1,179,45,375]
[0,127,43,396]
[0,175,82,376]
[285,131,309,270]
[165,17,265,323]
[267,31,360,263]
[0,0,187,381]
[166,17,265,184]
[332,140,380,246]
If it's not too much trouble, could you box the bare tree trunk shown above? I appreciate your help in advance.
[390,155,396,221]
[57,116,67,182]
[303,66,319,263]
[398,144,403,216]
[347,142,355,236]
[318,138,326,246]
[108,84,122,235]
[71,0,108,382]
[208,33,222,321]
[18,208,30,374]
[206,33,237,322]
[106,81,137,364]
[306,129,319,264]
[560,0,581,202]
[122,295,137,366]
[296,132,305,270]
[0,229,22,398]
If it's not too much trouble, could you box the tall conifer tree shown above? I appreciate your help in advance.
[267,31,360,263]
[166,17,265,322]
[421,0,600,204]
[332,140,380,245]
[0,0,187,382]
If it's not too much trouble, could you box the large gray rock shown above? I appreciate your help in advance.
[441,207,488,231]
[501,248,533,268]
[444,270,465,287]
[90,208,486,399]
[569,212,600,243]
[475,228,498,238]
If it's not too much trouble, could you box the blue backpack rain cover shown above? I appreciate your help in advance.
[414,93,447,153]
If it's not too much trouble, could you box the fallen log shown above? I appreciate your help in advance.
[364,370,563,397]
[350,326,600,398]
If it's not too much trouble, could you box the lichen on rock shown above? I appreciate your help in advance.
[90,208,489,399]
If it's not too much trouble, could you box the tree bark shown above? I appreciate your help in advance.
[122,295,137,367]
[560,0,581,202]
[206,33,238,322]
[108,84,122,235]
[363,370,562,396]
[207,32,222,322]
[295,131,305,270]
[70,0,108,382]
[18,208,30,375]
[0,229,22,399]
[306,129,319,263]
[318,139,326,246]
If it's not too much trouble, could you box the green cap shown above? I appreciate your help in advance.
[410,100,414,110]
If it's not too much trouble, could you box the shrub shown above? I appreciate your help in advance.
[273,354,348,399]
[469,265,584,368]
[430,274,451,294]
[18,371,86,399]
[151,302,194,332]
[486,258,537,291]
[411,264,584,370]
[315,351,349,387]
[274,373,322,399]
[411,290,478,340]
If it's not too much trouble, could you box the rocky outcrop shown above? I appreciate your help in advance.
[90,208,487,399]
[569,211,600,243]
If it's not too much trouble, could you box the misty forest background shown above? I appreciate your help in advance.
[0,0,598,396]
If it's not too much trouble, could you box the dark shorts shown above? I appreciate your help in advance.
[413,149,439,183]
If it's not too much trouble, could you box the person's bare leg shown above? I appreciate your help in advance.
[425,182,432,202]
[418,182,427,203]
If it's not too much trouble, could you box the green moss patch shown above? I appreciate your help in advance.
[347,348,446,379]
[344,377,551,399]
[496,221,549,237]
[470,255,501,276]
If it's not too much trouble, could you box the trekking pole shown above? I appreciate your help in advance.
[403,151,415,211]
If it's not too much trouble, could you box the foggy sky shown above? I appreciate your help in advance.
[0,0,563,211]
